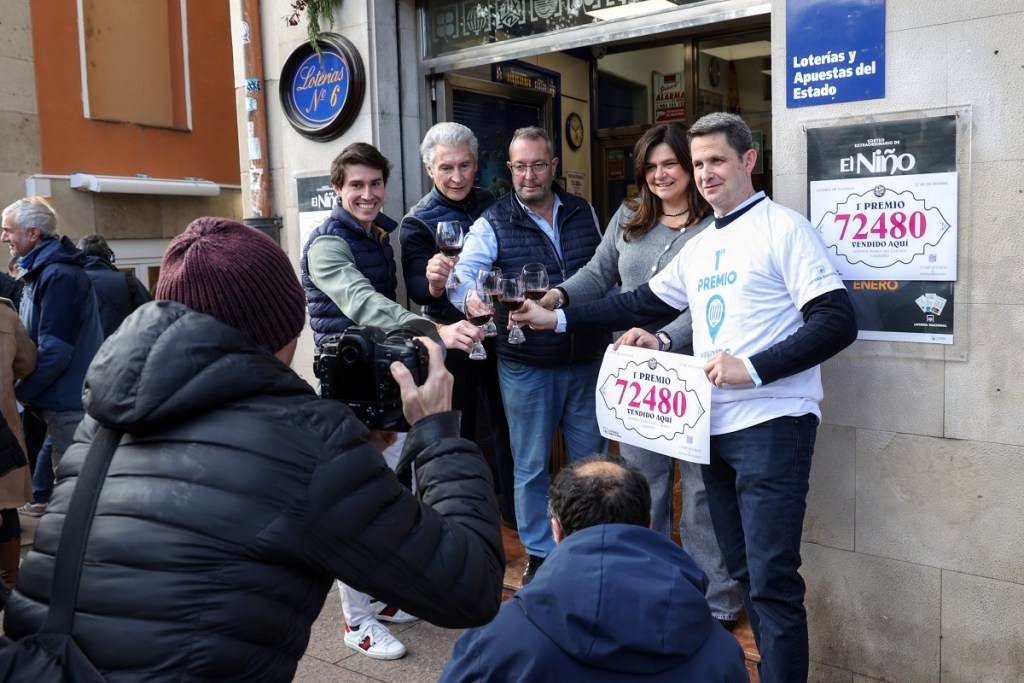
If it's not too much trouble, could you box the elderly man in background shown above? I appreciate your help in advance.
[0,197,102,473]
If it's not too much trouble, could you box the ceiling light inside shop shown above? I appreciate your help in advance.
[700,40,772,62]
[586,0,681,22]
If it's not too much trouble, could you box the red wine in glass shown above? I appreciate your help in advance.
[475,268,502,337]
[498,274,527,344]
[499,297,525,312]
[521,263,549,303]
[467,282,494,360]
[436,221,464,289]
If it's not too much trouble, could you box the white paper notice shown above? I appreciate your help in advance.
[594,344,711,464]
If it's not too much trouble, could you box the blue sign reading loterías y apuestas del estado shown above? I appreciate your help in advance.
[279,33,365,141]
[786,0,885,108]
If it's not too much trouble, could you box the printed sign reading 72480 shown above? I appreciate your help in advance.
[814,180,954,278]
[613,377,690,419]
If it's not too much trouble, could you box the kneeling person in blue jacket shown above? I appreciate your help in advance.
[440,453,748,682]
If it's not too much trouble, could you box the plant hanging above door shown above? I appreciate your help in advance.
[285,0,342,56]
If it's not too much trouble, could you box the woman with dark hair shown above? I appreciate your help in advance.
[539,121,743,629]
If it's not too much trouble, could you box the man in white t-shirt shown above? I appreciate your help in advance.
[513,112,858,683]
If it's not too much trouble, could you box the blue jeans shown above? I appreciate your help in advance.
[619,442,743,621]
[40,409,85,470]
[31,435,53,504]
[497,358,607,557]
[703,413,818,683]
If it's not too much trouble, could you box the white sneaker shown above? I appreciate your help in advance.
[17,502,46,517]
[343,619,407,660]
[372,600,420,624]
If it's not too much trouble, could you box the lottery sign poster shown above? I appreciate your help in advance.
[297,174,334,250]
[845,279,954,344]
[807,116,958,281]
[595,345,711,465]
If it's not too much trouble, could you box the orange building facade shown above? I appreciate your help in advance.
[1,0,242,288]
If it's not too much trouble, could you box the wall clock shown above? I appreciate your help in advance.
[708,57,722,88]
[565,112,584,150]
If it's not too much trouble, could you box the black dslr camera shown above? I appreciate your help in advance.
[314,326,428,431]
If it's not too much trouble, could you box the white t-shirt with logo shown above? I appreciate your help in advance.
[649,197,845,435]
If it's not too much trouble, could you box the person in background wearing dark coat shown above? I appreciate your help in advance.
[1,197,103,474]
[0,258,22,311]
[440,453,748,683]
[77,234,152,338]
[4,217,504,683]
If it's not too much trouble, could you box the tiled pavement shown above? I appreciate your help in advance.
[293,584,463,682]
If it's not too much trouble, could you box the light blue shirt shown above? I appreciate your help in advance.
[452,193,570,311]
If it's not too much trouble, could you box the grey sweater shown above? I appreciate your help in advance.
[557,204,712,352]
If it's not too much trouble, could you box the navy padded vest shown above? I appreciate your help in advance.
[486,185,607,367]
[300,204,398,347]
[401,186,495,323]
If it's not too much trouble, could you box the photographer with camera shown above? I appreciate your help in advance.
[4,217,504,682]
[300,141,489,659]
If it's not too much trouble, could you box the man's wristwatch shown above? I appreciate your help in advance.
[655,331,672,352]
[552,288,566,309]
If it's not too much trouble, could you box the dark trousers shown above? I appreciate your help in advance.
[703,413,818,683]
[447,339,515,520]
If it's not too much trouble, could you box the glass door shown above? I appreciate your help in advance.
[592,127,644,229]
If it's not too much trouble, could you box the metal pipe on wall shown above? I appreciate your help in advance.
[238,0,281,239]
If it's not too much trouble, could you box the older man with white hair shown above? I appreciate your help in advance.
[0,197,102,474]
[400,121,515,528]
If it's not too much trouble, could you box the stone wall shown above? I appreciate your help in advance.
[770,2,1024,680]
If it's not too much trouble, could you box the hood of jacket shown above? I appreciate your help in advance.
[514,524,718,674]
[18,236,85,276]
[83,300,314,432]
[83,254,119,273]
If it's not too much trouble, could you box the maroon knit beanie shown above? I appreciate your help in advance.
[156,217,306,354]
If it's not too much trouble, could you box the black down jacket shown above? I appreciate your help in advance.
[3,301,504,682]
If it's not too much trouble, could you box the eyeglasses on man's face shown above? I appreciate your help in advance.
[508,161,552,176]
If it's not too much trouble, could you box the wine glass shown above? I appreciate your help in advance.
[522,262,549,301]
[475,267,502,337]
[436,220,464,289]
[466,279,494,360]
[498,274,526,345]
